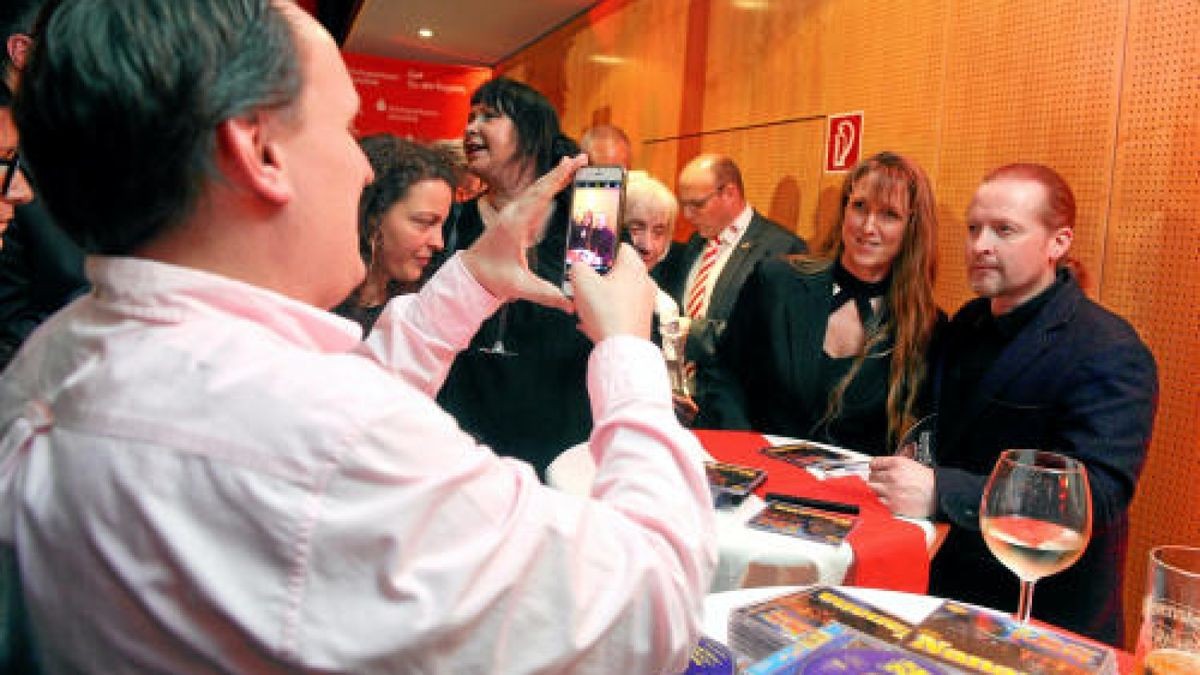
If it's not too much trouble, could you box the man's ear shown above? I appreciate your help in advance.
[215,113,291,205]
[1049,226,1073,263]
[7,34,32,71]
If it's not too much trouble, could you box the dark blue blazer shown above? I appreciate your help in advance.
[930,270,1158,646]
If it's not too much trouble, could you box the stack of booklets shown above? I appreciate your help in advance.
[729,586,1117,674]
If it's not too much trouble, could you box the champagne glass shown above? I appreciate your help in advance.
[478,303,517,356]
[980,449,1092,624]
[479,243,541,357]
[659,316,691,398]
[479,200,555,357]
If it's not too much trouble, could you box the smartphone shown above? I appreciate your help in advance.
[562,165,626,296]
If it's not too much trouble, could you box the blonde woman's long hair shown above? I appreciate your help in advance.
[797,151,939,447]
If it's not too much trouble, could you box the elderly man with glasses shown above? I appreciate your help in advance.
[657,153,806,424]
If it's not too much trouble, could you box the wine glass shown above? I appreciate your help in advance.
[659,316,691,398]
[980,449,1092,624]
[478,303,517,356]
[479,242,542,357]
[895,413,937,466]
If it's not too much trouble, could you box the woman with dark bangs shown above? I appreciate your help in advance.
[699,151,941,455]
[435,77,591,477]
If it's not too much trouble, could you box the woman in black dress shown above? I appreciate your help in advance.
[435,77,588,477]
[700,151,940,455]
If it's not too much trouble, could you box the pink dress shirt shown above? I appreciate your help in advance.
[0,253,716,673]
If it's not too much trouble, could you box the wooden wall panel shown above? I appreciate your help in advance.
[641,120,828,241]
[498,0,1198,648]
[1107,0,1200,648]
[501,0,690,172]
[934,0,1126,310]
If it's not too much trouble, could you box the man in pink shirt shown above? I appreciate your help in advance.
[0,1,716,672]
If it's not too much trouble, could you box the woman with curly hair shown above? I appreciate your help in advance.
[334,135,456,332]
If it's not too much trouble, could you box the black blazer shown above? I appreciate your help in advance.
[657,211,806,368]
[697,259,896,455]
[930,271,1158,646]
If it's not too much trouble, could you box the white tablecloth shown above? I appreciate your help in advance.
[545,436,937,593]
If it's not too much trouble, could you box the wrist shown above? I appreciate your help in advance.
[459,249,505,301]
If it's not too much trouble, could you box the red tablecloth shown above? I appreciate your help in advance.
[694,430,930,594]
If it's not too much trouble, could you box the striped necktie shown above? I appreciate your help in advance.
[686,238,721,319]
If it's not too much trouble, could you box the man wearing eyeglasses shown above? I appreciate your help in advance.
[0,98,32,239]
[658,153,806,424]
[0,0,87,373]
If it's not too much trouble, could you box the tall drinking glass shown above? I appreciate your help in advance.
[980,449,1092,624]
[659,316,691,398]
[1136,545,1200,674]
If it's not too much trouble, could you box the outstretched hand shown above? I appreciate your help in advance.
[570,244,657,343]
[461,154,589,313]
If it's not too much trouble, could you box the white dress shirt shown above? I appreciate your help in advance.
[0,253,716,674]
[682,204,754,319]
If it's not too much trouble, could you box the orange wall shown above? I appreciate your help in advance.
[500,0,1200,648]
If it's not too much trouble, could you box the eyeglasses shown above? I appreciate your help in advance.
[1,150,20,199]
[679,184,724,211]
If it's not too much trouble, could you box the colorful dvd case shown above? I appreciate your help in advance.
[745,623,964,675]
[705,461,766,507]
[678,635,736,675]
[746,502,856,545]
[729,586,915,662]
[906,600,1117,675]
[760,441,852,468]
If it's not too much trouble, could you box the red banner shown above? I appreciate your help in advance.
[341,52,492,142]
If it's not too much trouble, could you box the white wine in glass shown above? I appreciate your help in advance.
[980,449,1092,624]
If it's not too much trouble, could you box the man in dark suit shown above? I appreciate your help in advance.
[868,164,1157,646]
[657,153,806,421]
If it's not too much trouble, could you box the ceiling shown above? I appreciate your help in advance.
[340,0,602,67]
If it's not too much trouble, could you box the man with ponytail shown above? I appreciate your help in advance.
[870,163,1157,646]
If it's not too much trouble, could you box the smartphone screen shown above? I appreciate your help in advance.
[563,166,625,295]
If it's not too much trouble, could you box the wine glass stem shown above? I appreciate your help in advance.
[1016,579,1036,623]
[494,306,509,348]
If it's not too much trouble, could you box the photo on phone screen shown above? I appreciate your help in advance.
[563,166,625,295]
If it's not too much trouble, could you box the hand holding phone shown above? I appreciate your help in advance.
[562,165,625,296]
[570,244,656,343]
[463,154,584,312]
